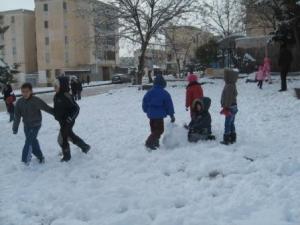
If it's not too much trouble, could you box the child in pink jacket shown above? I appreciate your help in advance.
[256,65,266,89]
[263,57,272,84]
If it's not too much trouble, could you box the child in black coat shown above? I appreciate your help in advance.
[54,77,90,162]
[187,97,215,142]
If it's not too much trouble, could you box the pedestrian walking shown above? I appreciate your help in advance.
[13,83,54,165]
[54,77,91,162]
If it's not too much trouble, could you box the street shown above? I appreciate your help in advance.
[0,83,128,112]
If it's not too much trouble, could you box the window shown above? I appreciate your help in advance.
[106,36,116,46]
[63,2,67,11]
[105,51,116,61]
[11,16,15,24]
[45,37,49,45]
[44,21,48,29]
[64,36,68,45]
[64,51,69,64]
[12,47,17,56]
[44,4,48,12]
[45,52,50,64]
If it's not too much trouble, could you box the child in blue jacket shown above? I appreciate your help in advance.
[142,75,175,150]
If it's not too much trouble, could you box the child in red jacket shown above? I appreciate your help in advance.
[186,71,203,117]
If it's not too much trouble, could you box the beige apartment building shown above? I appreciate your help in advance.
[35,0,119,85]
[0,9,37,76]
[165,26,212,73]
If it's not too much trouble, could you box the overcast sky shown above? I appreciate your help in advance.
[0,0,35,11]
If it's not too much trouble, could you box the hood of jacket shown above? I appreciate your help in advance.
[57,76,70,93]
[154,75,166,88]
[224,69,238,84]
[192,97,211,112]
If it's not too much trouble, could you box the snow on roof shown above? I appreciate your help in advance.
[235,36,273,49]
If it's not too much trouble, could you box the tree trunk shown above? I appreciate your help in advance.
[176,58,181,78]
[137,42,148,85]
[293,27,300,49]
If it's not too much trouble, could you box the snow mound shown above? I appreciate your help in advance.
[162,123,188,149]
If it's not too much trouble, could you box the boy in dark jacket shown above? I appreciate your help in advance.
[13,83,54,164]
[188,97,215,142]
[220,69,238,145]
[54,77,90,162]
[142,75,175,150]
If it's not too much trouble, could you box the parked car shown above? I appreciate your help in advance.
[112,74,131,84]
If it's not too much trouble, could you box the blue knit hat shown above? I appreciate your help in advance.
[154,75,166,88]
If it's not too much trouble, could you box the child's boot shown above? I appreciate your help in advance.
[75,139,91,153]
[145,139,157,150]
[230,133,237,144]
[154,139,160,149]
[61,148,71,162]
[221,134,231,145]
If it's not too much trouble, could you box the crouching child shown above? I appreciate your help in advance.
[187,97,215,142]
[54,77,90,162]
[220,69,238,145]
[142,75,175,150]
[13,83,54,165]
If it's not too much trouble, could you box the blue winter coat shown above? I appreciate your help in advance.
[142,75,175,119]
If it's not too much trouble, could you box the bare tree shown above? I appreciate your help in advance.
[198,0,246,38]
[86,0,196,84]
[253,0,300,47]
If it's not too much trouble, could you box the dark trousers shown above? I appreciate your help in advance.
[257,80,263,89]
[6,103,14,122]
[146,119,164,147]
[72,92,77,101]
[58,122,86,153]
[22,126,43,163]
[224,106,238,135]
[77,91,82,100]
[280,68,289,91]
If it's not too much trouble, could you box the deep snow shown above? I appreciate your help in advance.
[1,76,300,225]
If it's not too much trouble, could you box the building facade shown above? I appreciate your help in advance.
[0,10,37,75]
[35,0,119,85]
[165,25,212,73]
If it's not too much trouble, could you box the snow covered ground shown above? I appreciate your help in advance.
[1,75,300,225]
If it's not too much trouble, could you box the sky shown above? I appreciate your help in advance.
[0,0,35,11]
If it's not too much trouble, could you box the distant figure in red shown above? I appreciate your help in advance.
[185,70,204,117]
[263,57,272,84]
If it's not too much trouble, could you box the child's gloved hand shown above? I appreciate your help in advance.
[220,108,232,116]
[170,115,176,123]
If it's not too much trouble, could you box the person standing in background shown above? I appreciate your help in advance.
[87,75,90,85]
[2,84,16,122]
[278,44,293,92]
[77,79,83,100]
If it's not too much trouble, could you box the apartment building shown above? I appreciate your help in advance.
[165,26,212,73]
[0,10,37,75]
[35,0,119,84]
